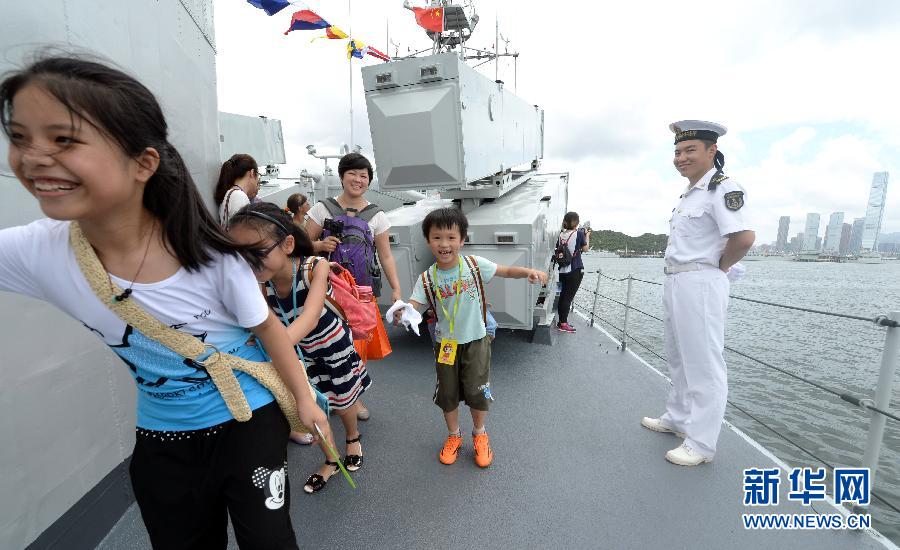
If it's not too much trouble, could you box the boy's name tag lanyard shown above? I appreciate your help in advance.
[435,258,463,365]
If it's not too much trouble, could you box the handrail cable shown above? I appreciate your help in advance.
[727,295,882,324]
[580,291,664,323]
[630,276,662,286]
[572,289,900,423]
[579,279,900,422]
[727,399,900,515]
[595,271,631,282]
[584,271,898,326]
[724,346,900,424]
[572,303,665,361]
[574,297,900,514]
[573,273,900,513]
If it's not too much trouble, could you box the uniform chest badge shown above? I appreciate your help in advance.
[724,191,744,211]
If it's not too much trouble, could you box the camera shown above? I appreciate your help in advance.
[323,218,345,236]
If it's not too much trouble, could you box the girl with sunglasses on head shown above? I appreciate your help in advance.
[0,56,330,548]
[228,202,371,495]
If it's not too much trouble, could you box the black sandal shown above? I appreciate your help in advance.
[303,461,339,494]
[345,435,364,472]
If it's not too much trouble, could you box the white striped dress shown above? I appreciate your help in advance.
[266,257,371,410]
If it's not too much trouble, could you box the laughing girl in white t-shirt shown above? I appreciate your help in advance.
[0,56,328,548]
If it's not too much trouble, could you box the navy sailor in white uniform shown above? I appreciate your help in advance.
[642,120,755,466]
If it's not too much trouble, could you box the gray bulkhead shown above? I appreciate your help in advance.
[463,173,568,329]
[0,1,220,547]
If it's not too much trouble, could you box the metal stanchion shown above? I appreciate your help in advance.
[590,270,601,327]
[621,275,633,351]
[861,311,900,482]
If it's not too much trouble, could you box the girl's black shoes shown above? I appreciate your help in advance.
[303,461,339,494]
[345,435,364,472]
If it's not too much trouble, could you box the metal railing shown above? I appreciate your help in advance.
[571,269,900,514]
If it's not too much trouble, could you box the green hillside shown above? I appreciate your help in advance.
[589,230,667,253]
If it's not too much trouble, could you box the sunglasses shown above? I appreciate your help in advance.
[259,236,286,257]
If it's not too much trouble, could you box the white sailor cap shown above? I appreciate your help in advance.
[669,120,727,144]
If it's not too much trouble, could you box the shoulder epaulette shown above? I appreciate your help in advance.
[709,170,729,191]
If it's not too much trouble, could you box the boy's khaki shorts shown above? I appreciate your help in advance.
[432,335,493,412]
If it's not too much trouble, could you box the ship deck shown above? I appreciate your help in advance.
[97,315,890,549]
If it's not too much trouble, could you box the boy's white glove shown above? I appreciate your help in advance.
[726,262,746,283]
[386,300,423,336]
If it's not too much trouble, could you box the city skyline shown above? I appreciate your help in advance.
[769,171,891,247]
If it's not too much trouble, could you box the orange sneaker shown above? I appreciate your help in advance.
[473,432,493,468]
[439,433,463,465]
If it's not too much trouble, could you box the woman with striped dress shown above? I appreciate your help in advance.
[227,202,371,494]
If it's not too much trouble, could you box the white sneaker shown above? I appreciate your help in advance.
[641,417,686,438]
[665,443,712,466]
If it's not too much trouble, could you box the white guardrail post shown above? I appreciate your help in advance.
[621,275,634,351]
[590,271,601,327]
[861,310,900,481]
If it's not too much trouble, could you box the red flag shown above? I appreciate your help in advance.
[366,45,391,62]
[412,7,444,32]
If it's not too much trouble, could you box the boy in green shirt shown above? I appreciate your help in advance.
[394,208,547,467]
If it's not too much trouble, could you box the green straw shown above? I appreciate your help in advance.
[314,423,357,489]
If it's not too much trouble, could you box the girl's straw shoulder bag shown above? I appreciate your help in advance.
[69,222,313,434]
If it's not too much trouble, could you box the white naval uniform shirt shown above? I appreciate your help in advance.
[664,167,752,267]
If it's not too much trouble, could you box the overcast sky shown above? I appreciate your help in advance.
[214,0,900,243]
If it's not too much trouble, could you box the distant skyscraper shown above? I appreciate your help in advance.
[815,236,822,252]
[839,223,852,255]
[776,216,790,252]
[861,172,889,251]
[803,213,820,252]
[791,232,804,253]
[823,212,844,254]
[849,217,866,254]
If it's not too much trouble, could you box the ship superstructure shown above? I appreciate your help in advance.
[360,3,565,333]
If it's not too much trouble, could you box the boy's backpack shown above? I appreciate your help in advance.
[552,231,576,269]
[320,197,382,295]
[421,255,487,327]
[299,257,377,342]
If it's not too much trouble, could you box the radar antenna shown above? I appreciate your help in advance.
[401,0,519,85]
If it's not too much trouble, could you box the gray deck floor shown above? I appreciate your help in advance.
[98,317,891,550]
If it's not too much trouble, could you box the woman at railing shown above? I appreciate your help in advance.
[555,211,591,333]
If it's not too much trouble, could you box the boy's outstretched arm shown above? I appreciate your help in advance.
[495,265,549,285]
[392,299,425,325]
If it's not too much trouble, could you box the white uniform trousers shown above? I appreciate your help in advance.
[660,269,730,458]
